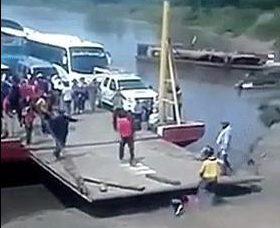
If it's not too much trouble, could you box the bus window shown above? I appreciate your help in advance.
[27,40,68,72]
[70,47,108,74]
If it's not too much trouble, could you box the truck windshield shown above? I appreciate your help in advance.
[70,47,108,74]
[118,79,147,90]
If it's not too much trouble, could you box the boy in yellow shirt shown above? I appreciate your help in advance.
[199,146,220,195]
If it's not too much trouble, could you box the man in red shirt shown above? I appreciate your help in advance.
[116,110,135,166]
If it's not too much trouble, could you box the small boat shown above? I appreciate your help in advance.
[157,121,205,147]
[235,70,280,90]
[136,43,277,71]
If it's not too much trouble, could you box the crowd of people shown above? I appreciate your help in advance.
[1,72,99,147]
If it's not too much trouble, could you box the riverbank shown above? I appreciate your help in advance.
[86,4,278,52]
[3,1,279,52]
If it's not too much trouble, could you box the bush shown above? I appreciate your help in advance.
[254,9,280,40]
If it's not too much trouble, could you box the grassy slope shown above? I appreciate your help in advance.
[86,4,279,46]
[3,1,279,47]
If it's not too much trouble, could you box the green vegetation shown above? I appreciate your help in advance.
[3,0,280,45]
[182,7,261,36]
[253,9,280,40]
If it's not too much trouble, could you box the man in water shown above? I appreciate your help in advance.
[216,121,233,174]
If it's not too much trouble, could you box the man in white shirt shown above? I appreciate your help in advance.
[216,121,233,174]
[148,108,159,132]
[62,82,72,116]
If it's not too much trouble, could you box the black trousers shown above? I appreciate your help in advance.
[25,124,33,145]
[119,136,135,162]
[199,178,217,194]
[53,138,66,157]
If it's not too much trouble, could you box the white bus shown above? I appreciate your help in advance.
[1,26,28,74]
[26,30,112,83]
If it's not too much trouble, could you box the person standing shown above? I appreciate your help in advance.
[116,110,135,166]
[61,82,72,116]
[48,110,78,159]
[148,108,159,131]
[87,80,98,112]
[2,94,13,137]
[21,98,36,145]
[78,77,88,113]
[112,89,123,111]
[8,77,22,124]
[35,94,51,134]
[134,100,143,130]
[216,121,233,174]
[72,79,79,114]
[173,86,182,122]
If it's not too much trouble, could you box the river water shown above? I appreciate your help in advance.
[2,4,280,225]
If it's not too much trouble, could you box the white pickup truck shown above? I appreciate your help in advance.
[94,69,158,113]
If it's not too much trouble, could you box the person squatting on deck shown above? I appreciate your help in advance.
[198,146,220,204]
[216,121,233,174]
[116,109,135,166]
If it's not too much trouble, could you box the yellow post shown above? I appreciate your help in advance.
[158,0,170,124]
[168,46,181,125]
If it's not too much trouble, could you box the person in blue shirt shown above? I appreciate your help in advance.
[48,110,78,159]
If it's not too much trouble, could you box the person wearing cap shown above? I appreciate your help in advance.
[198,146,220,199]
[216,121,233,174]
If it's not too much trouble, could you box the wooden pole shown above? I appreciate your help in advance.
[168,43,181,125]
[158,1,170,124]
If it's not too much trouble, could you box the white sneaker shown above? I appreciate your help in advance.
[175,204,184,216]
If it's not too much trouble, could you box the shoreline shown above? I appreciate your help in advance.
[2,2,278,53]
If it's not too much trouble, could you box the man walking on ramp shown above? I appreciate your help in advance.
[116,110,135,166]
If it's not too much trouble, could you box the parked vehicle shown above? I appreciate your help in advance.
[136,43,279,71]
[96,69,158,113]
[26,29,112,84]
[1,22,27,74]
[16,56,69,90]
